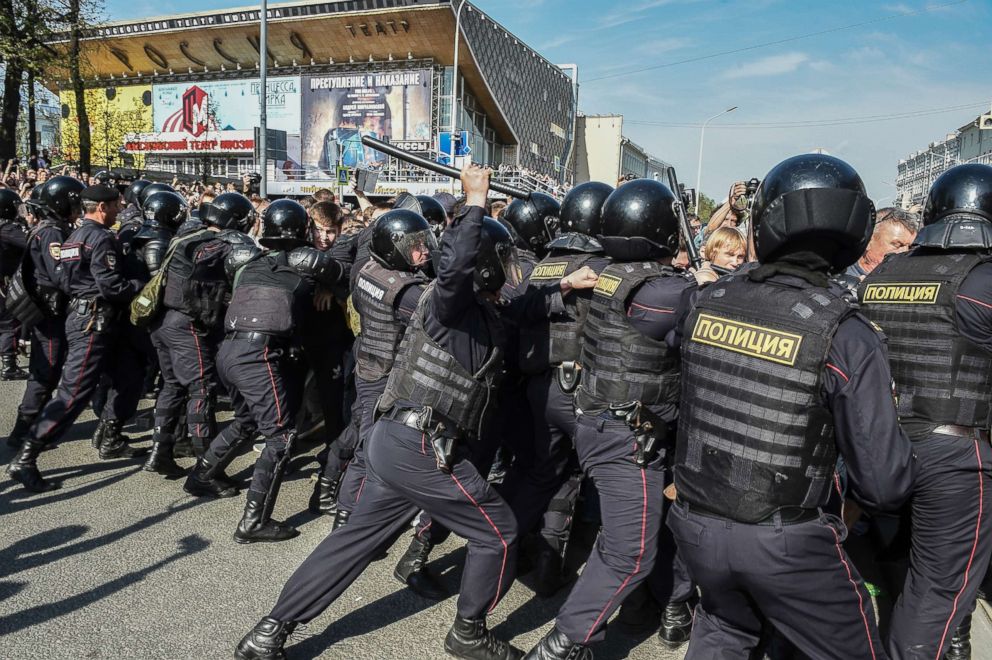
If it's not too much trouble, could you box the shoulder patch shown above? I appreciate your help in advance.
[48,243,61,260]
[593,273,622,297]
[531,261,569,281]
[862,282,941,304]
[105,253,117,268]
[690,312,803,366]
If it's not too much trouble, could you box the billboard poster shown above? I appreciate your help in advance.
[152,76,300,135]
[60,84,153,167]
[301,69,432,175]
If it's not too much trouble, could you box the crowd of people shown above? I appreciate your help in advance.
[1,152,991,660]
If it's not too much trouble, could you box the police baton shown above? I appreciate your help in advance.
[667,168,703,270]
[360,136,534,200]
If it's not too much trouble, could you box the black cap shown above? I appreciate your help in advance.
[80,184,120,203]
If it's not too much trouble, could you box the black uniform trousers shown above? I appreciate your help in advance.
[501,370,581,546]
[150,311,222,452]
[17,316,67,420]
[668,501,884,660]
[554,413,669,645]
[31,311,128,445]
[269,418,518,623]
[887,431,992,659]
[334,376,387,515]
[208,337,304,501]
[0,297,19,356]
[100,320,155,425]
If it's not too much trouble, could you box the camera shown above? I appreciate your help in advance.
[732,177,761,224]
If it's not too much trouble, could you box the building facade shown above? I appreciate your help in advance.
[573,114,674,186]
[896,106,992,207]
[46,0,575,196]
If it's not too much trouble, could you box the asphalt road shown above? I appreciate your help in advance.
[1,375,990,660]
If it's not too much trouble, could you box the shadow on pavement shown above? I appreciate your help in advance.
[0,534,210,636]
[0,498,206,581]
[0,463,144,509]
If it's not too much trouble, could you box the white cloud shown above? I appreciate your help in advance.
[637,37,693,57]
[721,52,809,80]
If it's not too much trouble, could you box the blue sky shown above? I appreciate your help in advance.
[103,0,992,202]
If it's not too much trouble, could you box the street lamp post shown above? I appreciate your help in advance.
[450,0,469,191]
[695,106,737,208]
[259,0,268,198]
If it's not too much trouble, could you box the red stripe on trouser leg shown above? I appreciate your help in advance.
[262,346,284,425]
[583,467,649,644]
[449,472,509,613]
[935,439,985,659]
[828,525,877,660]
[355,476,366,503]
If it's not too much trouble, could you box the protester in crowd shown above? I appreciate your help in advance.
[693,226,747,285]
[844,207,918,281]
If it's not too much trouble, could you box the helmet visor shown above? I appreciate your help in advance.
[394,229,438,269]
[499,244,524,289]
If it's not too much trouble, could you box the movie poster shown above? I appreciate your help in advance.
[301,69,432,175]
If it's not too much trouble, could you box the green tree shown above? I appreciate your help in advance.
[695,191,717,220]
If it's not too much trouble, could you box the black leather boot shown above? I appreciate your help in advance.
[234,617,296,660]
[183,458,239,498]
[944,614,972,660]
[332,508,350,531]
[6,438,57,493]
[234,496,300,544]
[659,599,693,649]
[394,535,448,601]
[91,418,107,450]
[6,412,35,449]
[142,432,186,477]
[98,420,147,459]
[533,544,567,599]
[308,473,340,515]
[172,434,195,459]
[444,615,524,660]
[1,354,27,380]
[523,626,591,660]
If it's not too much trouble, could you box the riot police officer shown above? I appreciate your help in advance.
[502,192,560,262]
[311,209,433,522]
[507,181,612,596]
[145,192,255,477]
[860,163,992,660]
[91,190,190,454]
[0,188,29,381]
[667,154,916,659]
[7,184,144,492]
[116,179,152,243]
[190,200,344,543]
[525,179,698,659]
[5,177,82,448]
[234,165,595,660]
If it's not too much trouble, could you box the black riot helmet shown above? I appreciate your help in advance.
[475,217,522,293]
[35,175,86,220]
[502,192,560,257]
[916,163,992,249]
[0,188,23,221]
[371,209,438,272]
[124,179,152,207]
[93,170,111,185]
[598,178,680,261]
[203,192,256,232]
[560,181,614,237]
[138,182,176,208]
[750,154,874,270]
[142,191,189,232]
[259,199,309,250]
[416,195,448,232]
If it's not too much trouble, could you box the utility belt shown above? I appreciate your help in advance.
[904,421,992,444]
[595,401,670,468]
[226,330,290,348]
[676,497,820,526]
[377,405,470,473]
[70,297,119,332]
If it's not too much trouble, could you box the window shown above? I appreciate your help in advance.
[530,142,540,156]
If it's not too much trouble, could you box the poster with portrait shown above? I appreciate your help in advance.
[301,70,432,175]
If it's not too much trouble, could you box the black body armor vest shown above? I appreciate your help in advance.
[675,275,853,523]
[163,231,218,314]
[353,259,427,381]
[378,284,504,436]
[224,251,308,337]
[859,251,992,429]
[518,251,600,375]
[575,262,682,412]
